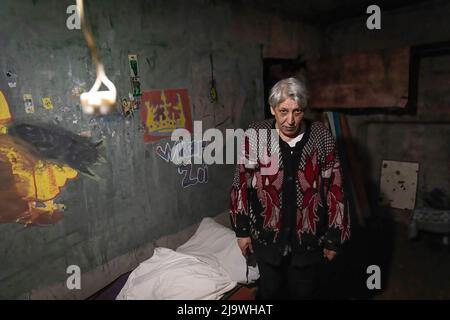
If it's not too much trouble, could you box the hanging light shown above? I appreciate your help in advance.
[76,0,117,115]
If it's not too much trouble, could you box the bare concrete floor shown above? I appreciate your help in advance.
[375,225,450,299]
[315,214,450,300]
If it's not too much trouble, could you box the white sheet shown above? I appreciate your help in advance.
[176,217,259,284]
[116,217,259,300]
[116,247,236,300]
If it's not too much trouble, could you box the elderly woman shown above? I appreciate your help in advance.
[229,77,350,299]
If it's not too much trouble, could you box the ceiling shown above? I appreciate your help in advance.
[250,0,432,25]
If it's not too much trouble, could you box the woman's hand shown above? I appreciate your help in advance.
[323,248,337,261]
[237,237,253,257]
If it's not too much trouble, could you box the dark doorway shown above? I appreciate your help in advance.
[263,58,305,119]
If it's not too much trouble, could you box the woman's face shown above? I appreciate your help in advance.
[271,98,304,139]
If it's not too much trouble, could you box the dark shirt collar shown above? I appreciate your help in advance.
[272,119,309,150]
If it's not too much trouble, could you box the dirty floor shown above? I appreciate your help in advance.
[315,211,450,300]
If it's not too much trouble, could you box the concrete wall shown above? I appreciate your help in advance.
[0,0,321,299]
[324,0,450,56]
[323,0,450,210]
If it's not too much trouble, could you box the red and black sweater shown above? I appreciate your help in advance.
[229,119,351,265]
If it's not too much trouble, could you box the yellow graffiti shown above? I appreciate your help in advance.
[0,143,77,198]
[0,92,78,225]
[42,97,54,110]
[145,91,186,133]
[0,91,12,124]
[14,200,66,225]
[0,91,12,133]
[34,161,78,200]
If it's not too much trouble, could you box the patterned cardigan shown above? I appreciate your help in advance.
[229,119,351,253]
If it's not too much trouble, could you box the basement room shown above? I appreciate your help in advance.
[0,0,449,302]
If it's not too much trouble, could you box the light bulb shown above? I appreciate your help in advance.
[82,103,95,115]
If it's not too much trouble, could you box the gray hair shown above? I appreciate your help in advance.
[268,77,308,110]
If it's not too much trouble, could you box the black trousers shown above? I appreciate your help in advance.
[256,254,318,300]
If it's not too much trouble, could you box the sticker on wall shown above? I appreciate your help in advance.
[42,97,54,110]
[128,54,141,98]
[128,93,140,110]
[130,76,141,97]
[120,97,134,118]
[121,98,132,117]
[128,54,139,77]
[133,97,140,110]
[379,160,419,210]
[23,94,35,114]
[6,70,17,88]
[140,88,193,142]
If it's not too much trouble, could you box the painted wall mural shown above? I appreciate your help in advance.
[0,90,101,226]
[140,89,193,142]
[0,91,12,133]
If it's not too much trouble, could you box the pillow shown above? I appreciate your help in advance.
[116,248,236,300]
[176,217,259,284]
